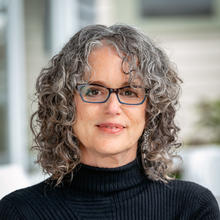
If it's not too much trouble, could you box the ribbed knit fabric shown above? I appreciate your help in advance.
[0,157,219,220]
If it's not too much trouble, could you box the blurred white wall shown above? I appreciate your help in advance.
[180,146,220,207]
[180,146,220,195]
[160,33,220,142]
[0,164,30,199]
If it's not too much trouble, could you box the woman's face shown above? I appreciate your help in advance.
[73,45,146,167]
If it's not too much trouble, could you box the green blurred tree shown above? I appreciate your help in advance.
[197,98,220,144]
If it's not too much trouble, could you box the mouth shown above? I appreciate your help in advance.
[96,123,126,134]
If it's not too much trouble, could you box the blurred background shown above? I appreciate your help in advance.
[0,0,220,205]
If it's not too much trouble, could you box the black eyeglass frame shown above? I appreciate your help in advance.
[76,83,148,105]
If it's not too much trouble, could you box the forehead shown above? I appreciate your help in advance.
[83,46,127,83]
[83,45,143,86]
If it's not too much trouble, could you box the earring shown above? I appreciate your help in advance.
[142,129,151,151]
[140,129,152,169]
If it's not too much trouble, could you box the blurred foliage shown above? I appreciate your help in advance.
[171,169,182,180]
[197,98,220,144]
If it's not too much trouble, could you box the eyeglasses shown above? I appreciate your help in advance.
[76,83,147,105]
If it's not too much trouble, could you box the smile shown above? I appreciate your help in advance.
[96,123,125,134]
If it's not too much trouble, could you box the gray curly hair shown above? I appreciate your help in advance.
[31,24,182,185]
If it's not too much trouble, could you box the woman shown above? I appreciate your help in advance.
[0,24,219,219]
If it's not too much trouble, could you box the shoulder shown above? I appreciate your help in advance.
[0,180,56,219]
[142,178,220,218]
[145,178,218,203]
[1,180,50,202]
[166,179,217,200]
[166,179,220,219]
[146,177,214,196]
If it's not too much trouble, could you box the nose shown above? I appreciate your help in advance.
[104,92,122,115]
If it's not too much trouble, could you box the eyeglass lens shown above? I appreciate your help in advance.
[79,84,146,104]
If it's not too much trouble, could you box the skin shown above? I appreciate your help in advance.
[73,45,147,168]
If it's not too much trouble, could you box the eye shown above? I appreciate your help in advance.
[119,88,138,97]
[85,88,101,97]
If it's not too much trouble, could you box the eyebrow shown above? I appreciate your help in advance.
[88,80,130,87]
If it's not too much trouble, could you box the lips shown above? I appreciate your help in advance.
[96,123,125,134]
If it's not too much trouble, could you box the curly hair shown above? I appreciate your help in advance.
[31,24,182,185]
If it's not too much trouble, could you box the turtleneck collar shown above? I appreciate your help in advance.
[67,155,148,194]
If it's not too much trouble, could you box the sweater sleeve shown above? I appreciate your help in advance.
[194,188,220,220]
[0,197,23,220]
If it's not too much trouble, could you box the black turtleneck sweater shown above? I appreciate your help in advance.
[0,157,219,220]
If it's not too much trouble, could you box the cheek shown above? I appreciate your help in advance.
[73,96,84,133]
[74,96,88,121]
[134,107,146,138]
[127,107,146,136]
[73,104,89,142]
[135,103,147,126]
[74,105,87,128]
[74,97,99,128]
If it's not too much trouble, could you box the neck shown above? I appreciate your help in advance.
[79,147,137,168]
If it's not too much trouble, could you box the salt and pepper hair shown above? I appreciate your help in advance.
[31,24,182,185]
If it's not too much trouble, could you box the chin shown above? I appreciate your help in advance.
[95,142,132,155]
